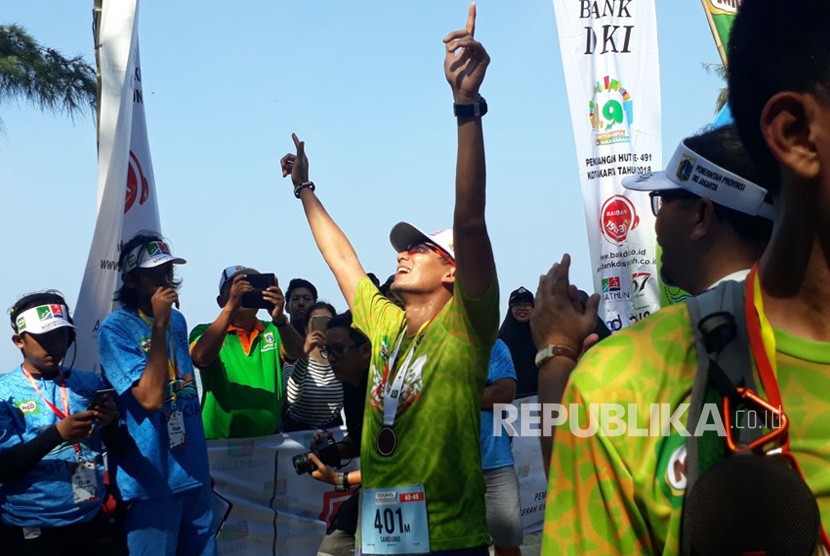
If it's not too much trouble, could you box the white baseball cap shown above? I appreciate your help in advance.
[390,222,455,262]
[622,139,774,220]
[123,240,187,273]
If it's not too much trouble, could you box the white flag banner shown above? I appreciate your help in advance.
[74,0,160,373]
[552,0,662,330]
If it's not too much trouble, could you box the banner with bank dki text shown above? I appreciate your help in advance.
[552,0,663,330]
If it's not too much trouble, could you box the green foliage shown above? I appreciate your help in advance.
[0,24,96,127]
[702,62,729,114]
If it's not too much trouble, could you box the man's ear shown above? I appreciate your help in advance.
[122,272,136,288]
[690,198,719,242]
[441,265,456,287]
[12,333,24,349]
[216,295,225,309]
[761,92,821,181]
[359,341,372,361]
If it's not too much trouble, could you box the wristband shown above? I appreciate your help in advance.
[453,97,487,118]
[535,344,579,368]
[334,472,348,492]
[294,181,315,199]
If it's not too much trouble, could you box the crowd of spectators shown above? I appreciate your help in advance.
[4,1,830,554]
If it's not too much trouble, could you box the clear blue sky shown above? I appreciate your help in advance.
[0,0,724,371]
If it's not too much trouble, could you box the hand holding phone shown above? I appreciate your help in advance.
[88,388,116,410]
[241,273,278,310]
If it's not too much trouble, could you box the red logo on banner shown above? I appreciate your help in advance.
[125,151,150,214]
[600,195,640,244]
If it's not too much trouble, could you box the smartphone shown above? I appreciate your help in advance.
[240,273,277,310]
[310,315,330,333]
[88,388,116,409]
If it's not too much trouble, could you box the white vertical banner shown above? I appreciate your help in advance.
[552,0,662,331]
[74,0,160,373]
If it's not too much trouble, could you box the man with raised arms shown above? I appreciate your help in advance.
[279,6,496,554]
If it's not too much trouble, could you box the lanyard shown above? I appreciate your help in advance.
[381,317,435,427]
[744,264,830,550]
[137,310,180,385]
[21,365,83,461]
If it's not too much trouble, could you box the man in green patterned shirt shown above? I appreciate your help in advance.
[541,1,830,553]
[278,6,497,554]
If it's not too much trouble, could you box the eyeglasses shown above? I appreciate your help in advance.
[649,190,699,216]
[406,243,434,256]
[320,344,355,360]
[511,302,534,310]
[406,242,455,266]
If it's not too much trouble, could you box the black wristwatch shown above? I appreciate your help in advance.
[294,181,315,199]
[453,97,487,118]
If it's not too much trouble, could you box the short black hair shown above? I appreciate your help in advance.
[728,0,830,190]
[114,231,181,309]
[684,124,773,245]
[286,278,318,304]
[10,290,71,333]
[326,310,369,346]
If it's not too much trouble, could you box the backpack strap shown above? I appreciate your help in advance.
[681,280,762,555]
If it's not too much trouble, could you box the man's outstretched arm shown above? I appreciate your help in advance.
[444,3,495,299]
[280,134,366,310]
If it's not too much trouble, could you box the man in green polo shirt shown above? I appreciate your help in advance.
[190,266,303,439]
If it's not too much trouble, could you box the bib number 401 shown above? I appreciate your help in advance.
[374,508,410,535]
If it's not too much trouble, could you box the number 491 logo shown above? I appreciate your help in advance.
[589,76,634,146]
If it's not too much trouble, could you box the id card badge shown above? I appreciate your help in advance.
[167,409,186,449]
[71,461,98,504]
[360,484,430,555]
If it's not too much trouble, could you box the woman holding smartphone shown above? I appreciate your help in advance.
[283,301,344,432]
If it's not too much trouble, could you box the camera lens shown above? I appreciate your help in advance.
[292,453,314,475]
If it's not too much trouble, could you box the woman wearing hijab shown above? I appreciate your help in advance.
[498,287,538,398]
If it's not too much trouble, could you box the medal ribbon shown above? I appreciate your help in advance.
[21,364,83,462]
[381,317,436,427]
[744,265,830,550]
[138,309,180,403]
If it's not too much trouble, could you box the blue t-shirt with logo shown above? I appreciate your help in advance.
[480,339,518,471]
[98,307,209,501]
[0,366,106,527]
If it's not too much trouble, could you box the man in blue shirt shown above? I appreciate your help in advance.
[97,232,215,555]
[0,291,120,554]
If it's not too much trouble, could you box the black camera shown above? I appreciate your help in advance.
[292,435,342,475]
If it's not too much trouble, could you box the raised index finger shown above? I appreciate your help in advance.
[292,132,305,158]
[466,3,477,37]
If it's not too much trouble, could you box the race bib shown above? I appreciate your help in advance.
[360,484,430,555]
[71,461,98,504]
[167,409,186,449]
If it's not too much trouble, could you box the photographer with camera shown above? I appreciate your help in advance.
[292,312,370,556]
[190,266,303,439]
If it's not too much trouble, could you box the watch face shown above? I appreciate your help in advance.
[535,345,577,368]
[534,346,553,368]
